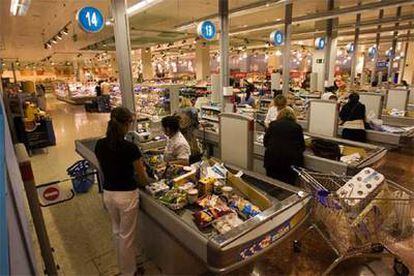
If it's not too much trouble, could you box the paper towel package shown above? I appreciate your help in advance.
[336,167,385,212]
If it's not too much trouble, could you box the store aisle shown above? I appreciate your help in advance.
[29,96,158,275]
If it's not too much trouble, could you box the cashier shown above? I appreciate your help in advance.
[240,86,256,108]
[162,115,191,166]
[95,107,148,276]
[264,95,292,128]
[264,108,305,184]
[339,92,367,142]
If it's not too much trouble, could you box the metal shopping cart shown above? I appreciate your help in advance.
[292,167,414,275]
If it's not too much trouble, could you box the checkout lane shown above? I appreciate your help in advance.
[75,137,311,274]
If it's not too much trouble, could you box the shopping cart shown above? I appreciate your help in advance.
[292,167,414,275]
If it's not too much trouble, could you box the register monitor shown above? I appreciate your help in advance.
[308,100,338,137]
[359,93,384,119]
[386,88,410,111]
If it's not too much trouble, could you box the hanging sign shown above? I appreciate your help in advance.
[385,48,394,58]
[269,30,284,46]
[368,46,377,58]
[77,6,105,33]
[346,43,355,54]
[197,21,216,40]
[314,37,326,50]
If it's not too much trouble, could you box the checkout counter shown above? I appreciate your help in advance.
[381,88,414,127]
[197,104,386,176]
[74,115,311,274]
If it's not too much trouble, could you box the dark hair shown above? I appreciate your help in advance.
[161,115,180,134]
[106,107,133,148]
[348,93,360,104]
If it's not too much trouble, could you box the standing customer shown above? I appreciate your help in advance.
[178,106,202,164]
[339,92,367,142]
[264,108,305,184]
[95,107,148,276]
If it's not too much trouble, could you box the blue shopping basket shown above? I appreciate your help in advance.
[66,160,96,193]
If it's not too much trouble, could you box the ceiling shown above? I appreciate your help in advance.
[1,0,413,64]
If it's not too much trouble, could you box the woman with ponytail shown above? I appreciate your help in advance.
[95,107,148,275]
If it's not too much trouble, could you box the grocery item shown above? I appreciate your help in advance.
[212,213,243,234]
[159,188,188,210]
[187,189,199,204]
[193,206,233,228]
[146,180,170,197]
[228,195,261,218]
[222,186,233,198]
[178,182,195,192]
[198,177,216,195]
[336,167,385,212]
[213,181,224,194]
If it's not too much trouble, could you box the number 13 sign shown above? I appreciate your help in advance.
[77,6,105,33]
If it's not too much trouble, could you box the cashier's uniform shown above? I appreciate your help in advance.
[164,131,191,163]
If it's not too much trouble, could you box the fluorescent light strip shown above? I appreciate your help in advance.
[127,0,163,17]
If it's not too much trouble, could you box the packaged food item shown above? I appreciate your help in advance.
[221,186,233,198]
[213,181,225,194]
[198,177,216,195]
[145,180,170,197]
[212,213,243,234]
[193,206,233,228]
[228,195,261,218]
[187,189,199,204]
[196,194,229,210]
[177,182,195,192]
[159,188,188,210]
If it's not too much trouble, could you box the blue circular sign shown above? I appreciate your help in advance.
[197,21,216,40]
[368,46,377,58]
[346,43,355,54]
[77,7,104,33]
[314,37,325,50]
[269,30,284,46]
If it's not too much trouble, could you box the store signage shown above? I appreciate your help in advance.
[314,37,326,50]
[43,187,60,201]
[37,183,75,207]
[368,46,377,58]
[385,48,394,58]
[269,30,284,46]
[77,6,105,33]
[346,43,355,54]
[377,61,388,68]
[197,21,216,41]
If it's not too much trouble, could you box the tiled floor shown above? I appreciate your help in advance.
[29,95,413,275]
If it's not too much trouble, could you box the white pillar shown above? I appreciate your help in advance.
[404,41,414,85]
[195,40,210,81]
[111,0,135,113]
[219,0,230,112]
[312,50,325,92]
[282,1,293,95]
[141,48,153,80]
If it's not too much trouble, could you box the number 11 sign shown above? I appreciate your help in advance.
[77,6,105,33]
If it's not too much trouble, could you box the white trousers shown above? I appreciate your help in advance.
[103,189,139,276]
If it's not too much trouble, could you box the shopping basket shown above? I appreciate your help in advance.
[67,160,96,193]
[292,167,414,275]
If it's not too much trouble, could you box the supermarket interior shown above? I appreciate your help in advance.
[1,0,414,275]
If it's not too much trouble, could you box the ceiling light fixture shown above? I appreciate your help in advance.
[127,0,163,17]
[51,38,57,44]
[61,28,69,35]
[56,34,62,40]
[44,42,52,49]
[10,0,31,16]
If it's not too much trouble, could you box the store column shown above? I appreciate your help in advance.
[282,1,293,95]
[388,7,402,83]
[350,13,361,87]
[141,48,153,80]
[195,40,210,81]
[312,20,327,92]
[111,0,135,113]
[324,0,337,87]
[219,0,231,112]
[371,9,383,85]
[403,40,414,85]
[399,26,412,84]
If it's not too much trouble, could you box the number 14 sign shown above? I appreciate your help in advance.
[77,6,105,33]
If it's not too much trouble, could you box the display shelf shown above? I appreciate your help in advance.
[201,115,219,122]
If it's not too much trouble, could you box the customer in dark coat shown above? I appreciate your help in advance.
[339,93,366,142]
[264,108,305,185]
